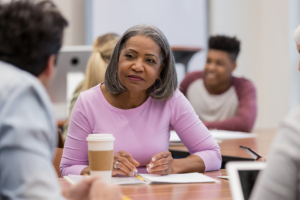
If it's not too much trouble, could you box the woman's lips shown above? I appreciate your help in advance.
[128,75,143,81]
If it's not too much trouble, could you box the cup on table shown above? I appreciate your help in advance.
[86,134,115,183]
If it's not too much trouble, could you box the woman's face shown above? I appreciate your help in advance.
[118,35,163,93]
[297,44,300,71]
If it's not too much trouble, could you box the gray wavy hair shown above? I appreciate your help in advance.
[104,24,178,101]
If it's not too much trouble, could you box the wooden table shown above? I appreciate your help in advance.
[58,129,277,199]
[169,129,277,161]
[59,169,231,200]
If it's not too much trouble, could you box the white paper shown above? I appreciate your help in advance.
[66,173,218,185]
[138,172,218,184]
[111,176,146,185]
[170,130,256,142]
[65,175,145,185]
[170,131,181,142]
[210,130,257,140]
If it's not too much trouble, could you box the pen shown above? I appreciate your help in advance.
[122,195,132,200]
[135,174,145,182]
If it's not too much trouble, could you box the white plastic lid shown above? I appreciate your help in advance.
[86,134,115,142]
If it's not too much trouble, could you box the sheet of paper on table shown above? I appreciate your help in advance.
[64,172,218,185]
[138,172,218,184]
[170,130,257,144]
[64,174,146,185]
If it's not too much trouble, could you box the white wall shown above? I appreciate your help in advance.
[209,0,300,129]
[52,0,300,129]
[52,0,86,46]
[89,0,208,83]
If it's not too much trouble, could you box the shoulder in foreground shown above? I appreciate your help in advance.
[0,61,46,98]
[281,105,300,130]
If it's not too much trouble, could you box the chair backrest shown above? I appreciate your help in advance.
[57,129,64,148]
[53,148,63,178]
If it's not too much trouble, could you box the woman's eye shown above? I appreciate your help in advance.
[125,54,134,59]
[147,59,156,64]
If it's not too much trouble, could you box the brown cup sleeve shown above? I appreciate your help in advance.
[88,150,114,171]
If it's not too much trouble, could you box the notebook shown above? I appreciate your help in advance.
[64,172,218,185]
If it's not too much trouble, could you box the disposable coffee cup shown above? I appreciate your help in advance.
[86,134,115,183]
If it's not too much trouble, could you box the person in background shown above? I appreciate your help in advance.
[180,35,257,132]
[60,24,221,177]
[250,24,300,200]
[0,1,122,199]
[63,33,120,139]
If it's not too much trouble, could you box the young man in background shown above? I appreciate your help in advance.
[180,35,257,132]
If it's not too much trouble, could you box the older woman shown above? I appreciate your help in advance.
[60,25,221,177]
[250,25,300,199]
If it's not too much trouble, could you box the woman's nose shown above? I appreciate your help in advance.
[132,59,144,72]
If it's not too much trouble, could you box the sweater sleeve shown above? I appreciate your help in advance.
[170,90,221,171]
[60,95,91,176]
[203,78,257,132]
[250,107,300,200]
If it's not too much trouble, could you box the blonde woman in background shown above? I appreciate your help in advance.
[63,33,120,138]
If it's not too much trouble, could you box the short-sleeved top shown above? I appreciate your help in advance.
[60,83,222,176]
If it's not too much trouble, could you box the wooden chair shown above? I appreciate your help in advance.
[53,147,63,178]
[57,129,64,148]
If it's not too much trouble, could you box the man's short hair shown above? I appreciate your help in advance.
[0,0,68,76]
[209,35,240,62]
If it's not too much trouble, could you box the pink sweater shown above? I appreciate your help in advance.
[180,71,257,132]
[60,84,221,176]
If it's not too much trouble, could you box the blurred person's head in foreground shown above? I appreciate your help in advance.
[0,0,68,88]
[204,35,240,94]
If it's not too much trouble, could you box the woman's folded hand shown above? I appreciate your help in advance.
[112,150,140,176]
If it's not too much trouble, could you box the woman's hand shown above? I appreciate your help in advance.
[63,176,123,200]
[63,176,96,200]
[80,167,90,175]
[89,178,123,200]
[147,151,173,175]
[112,150,140,176]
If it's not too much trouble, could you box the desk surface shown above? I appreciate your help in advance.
[59,169,231,200]
[169,129,277,159]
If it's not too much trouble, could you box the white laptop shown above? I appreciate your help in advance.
[226,161,266,200]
